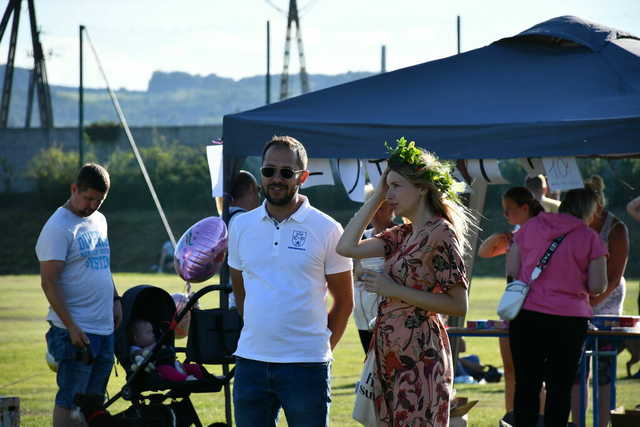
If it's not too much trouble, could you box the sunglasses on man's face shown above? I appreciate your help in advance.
[260,166,303,179]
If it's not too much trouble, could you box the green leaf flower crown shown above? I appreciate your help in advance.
[385,137,465,203]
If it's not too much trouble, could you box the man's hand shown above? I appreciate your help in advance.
[114,299,123,329]
[230,267,245,316]
[68,323,90,348]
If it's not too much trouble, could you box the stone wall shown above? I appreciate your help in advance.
[0,125,223,192]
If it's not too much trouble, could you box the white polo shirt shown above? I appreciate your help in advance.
[228,197,352,363]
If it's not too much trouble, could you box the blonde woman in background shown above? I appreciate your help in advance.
[626,195,640,316]
[570,175,630,427]
[627,195,640,222]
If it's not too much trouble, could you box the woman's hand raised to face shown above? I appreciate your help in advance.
[372,168,390,201]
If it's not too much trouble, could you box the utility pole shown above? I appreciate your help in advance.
[266,20,271,104]
[457,15,461,54]
[279,0,310,100]
[79,25,85,166]
[381,45,386,73]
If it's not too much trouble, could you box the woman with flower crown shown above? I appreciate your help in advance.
[337,138,474,426]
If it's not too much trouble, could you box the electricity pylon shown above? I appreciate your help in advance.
[0,0,53,128]
[279,0,310,100]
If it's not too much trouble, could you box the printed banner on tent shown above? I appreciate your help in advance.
[519,158,546,178]
[302,158,335,188]
[337,159,366,203]
[542,157,584,191]
[365,160,388,188]
[206,144,224,197]
[466,159,508,184]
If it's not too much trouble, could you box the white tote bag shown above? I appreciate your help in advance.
[353,350,377,426]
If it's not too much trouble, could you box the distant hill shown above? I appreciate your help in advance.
[0,65,374,126]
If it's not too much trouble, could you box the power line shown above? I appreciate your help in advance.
[83,28,177,252]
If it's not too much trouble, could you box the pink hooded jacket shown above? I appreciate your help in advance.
[514,212,608,318]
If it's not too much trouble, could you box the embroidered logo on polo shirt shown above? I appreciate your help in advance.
[288,230,307,251]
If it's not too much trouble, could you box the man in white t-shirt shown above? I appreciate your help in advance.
[227,169,261,228]
[228,136,353,427]
[526,174,561,213]
[36,163,121,426]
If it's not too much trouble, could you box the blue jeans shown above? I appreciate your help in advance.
[233,357,331,427]
[45,324,114,409]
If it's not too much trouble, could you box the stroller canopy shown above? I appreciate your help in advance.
[115,285,176,368]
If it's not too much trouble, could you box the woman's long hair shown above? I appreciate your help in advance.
[560,187,598,220]
[389,149,476,254]
[584,175,606,207]
[503,187,544,217]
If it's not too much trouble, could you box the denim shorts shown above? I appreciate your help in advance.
[233,357,331,427]
[45,324,114,409]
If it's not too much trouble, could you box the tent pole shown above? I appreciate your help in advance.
[220,152,244,427]
[450,178,487,364]
[464,178,487,280]
[266,20,271,105]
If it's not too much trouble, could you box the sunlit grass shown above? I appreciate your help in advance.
[0,274,637,426]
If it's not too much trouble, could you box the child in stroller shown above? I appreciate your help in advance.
[74,284,236,427]
[129,318,206,382]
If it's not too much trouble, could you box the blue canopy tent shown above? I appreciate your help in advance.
[219,14,640,321]
[223,16,640,160]
[219,16,640,383]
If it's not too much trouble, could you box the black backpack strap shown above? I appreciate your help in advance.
[227,208,246,223]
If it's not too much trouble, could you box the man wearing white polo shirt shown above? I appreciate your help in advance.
[228,135,353,427]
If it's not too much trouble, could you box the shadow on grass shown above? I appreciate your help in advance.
[333,382,357,390]
[616,376,640,383]
[454,384,506,395]
[333,390,357,397]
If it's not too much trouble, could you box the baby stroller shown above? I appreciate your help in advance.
[100,284,239,426]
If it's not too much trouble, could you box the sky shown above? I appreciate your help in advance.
[2,0,639,91]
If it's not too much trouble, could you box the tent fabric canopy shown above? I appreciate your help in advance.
[223,16,640,160]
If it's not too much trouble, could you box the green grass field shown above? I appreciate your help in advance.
[0,274,638,426]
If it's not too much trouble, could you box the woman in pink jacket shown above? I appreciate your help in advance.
[506,188,608,427]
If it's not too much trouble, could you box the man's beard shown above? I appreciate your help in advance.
[263,184,297,206]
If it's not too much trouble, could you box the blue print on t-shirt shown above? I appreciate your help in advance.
[77,231,110,270]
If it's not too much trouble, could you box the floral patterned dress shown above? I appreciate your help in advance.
[372,218,468,427]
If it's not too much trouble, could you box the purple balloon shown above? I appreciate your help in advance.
[174,216,228,283]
